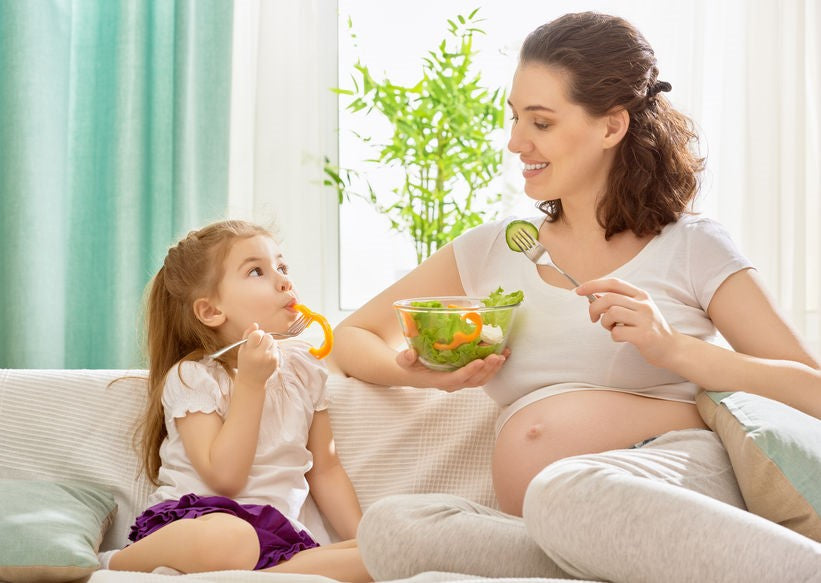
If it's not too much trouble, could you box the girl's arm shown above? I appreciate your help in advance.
[577,270,821,418]
[176,328,278,497]
[305,410,361,540]
[330,244,506,391]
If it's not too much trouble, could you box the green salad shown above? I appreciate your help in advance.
[405,287,524,370]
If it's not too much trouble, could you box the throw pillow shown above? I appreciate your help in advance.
[0,479,117,583]
[696,390,821,541]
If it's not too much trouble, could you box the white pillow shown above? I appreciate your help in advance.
[0,369,153,550]
[0,370,502,552]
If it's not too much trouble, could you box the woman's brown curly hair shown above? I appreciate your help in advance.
[520,12,705,238]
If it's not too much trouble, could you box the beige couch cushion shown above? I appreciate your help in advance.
[0,369,501,551]
[327,374,500,512]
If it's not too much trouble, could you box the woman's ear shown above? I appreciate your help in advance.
[602,107,629,149]
[193,298,226,328]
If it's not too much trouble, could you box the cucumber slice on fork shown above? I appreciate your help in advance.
[505,220,539,252]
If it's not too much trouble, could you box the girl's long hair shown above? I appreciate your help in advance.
[140,220,271,484]
[521,12,705,238]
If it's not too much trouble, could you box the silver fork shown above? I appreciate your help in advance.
[511,230,597,303]
[208,314,311,359]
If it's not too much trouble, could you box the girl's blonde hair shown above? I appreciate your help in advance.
[140,219,272,484]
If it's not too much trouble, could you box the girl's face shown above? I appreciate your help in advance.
[209,235,299,343]
[507,63,614,206]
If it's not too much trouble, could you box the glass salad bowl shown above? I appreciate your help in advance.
[393,288,523,372]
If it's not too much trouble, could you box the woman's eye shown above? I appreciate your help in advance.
[535,121,551,130]
[509,115,518,125]
[249,267,263,277]
[277,264,289,275]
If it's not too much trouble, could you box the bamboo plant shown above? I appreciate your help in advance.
[325,9,506,264]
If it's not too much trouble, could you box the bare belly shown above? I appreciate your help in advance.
[491,390,708,516]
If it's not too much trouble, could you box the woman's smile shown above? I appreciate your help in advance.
[522,161,549,179]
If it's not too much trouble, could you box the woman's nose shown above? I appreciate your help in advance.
[507,124,526,154]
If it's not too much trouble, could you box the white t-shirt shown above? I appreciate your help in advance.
[149,340,329,532]
[452,214,754,433]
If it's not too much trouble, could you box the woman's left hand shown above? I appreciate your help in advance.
[575,278,680,368]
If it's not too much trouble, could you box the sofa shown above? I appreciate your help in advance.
[3,368,819,583]
[0,367,591,583]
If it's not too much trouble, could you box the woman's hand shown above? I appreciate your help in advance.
[236,323,280,387]
[395,348,510,392]
[576,278,679,368]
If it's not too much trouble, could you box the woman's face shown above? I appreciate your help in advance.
[507,63,614,206]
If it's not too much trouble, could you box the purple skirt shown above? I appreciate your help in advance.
[129,493,319,570]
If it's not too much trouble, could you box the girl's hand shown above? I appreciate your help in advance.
[395,348,510,392]
[236,323,280,387]
[576,278,680,368]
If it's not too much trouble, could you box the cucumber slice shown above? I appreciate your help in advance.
[505,220,539,252]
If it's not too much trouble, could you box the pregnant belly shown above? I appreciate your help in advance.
[492,390,707,516]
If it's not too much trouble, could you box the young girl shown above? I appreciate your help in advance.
[104,219,370,581]
[332,11,821,583]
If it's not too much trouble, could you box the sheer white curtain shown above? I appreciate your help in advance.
[227,0,341,340]
[229,0,819,355]
[738,0,820,354]
[693,0,820,355]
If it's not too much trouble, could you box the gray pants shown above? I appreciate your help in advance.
[357,429,821,582]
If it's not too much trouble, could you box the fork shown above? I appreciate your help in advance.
[208,314,311,359]
[510,229,598,303]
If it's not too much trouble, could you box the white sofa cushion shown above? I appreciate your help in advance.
[0,369,153,551]
[327,374,500,512]
[0,369,501,552]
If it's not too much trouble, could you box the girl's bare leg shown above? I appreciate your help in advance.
[109,513,259,573]
[263,539,371,582]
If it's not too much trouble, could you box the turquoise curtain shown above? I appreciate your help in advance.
[0,0,234,369]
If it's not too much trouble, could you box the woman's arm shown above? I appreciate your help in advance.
[330,244,507,390]
[577,270,821,418]
[678,269,820,415]
[305,410,361,540]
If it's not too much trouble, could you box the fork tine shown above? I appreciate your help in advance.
[511,231,530,252]
[518,229,537,245]
[288,313,310,334]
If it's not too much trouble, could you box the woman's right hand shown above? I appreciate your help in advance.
[395,348,510,392]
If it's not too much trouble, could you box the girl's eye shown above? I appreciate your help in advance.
[249,267,263,277]
[277,264,289,275]
[535,121,552,130]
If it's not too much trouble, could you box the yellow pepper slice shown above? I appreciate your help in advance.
[294,304,334,359]
[433,312,483,351]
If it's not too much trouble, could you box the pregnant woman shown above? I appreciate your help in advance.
[331,12,821,583]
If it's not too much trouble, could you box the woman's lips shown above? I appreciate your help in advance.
[522,162,549,178]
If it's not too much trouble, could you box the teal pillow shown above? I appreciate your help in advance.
[0,480,117,583]
[696,391,821,541]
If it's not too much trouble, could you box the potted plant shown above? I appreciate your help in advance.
[325,9,506,264]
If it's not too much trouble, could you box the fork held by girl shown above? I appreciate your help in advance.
[331,11,820,583]
[104,220,370,581]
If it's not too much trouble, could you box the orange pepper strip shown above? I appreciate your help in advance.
[294,304,334,359]
[433,312,482,351]
[400,311,419,338]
